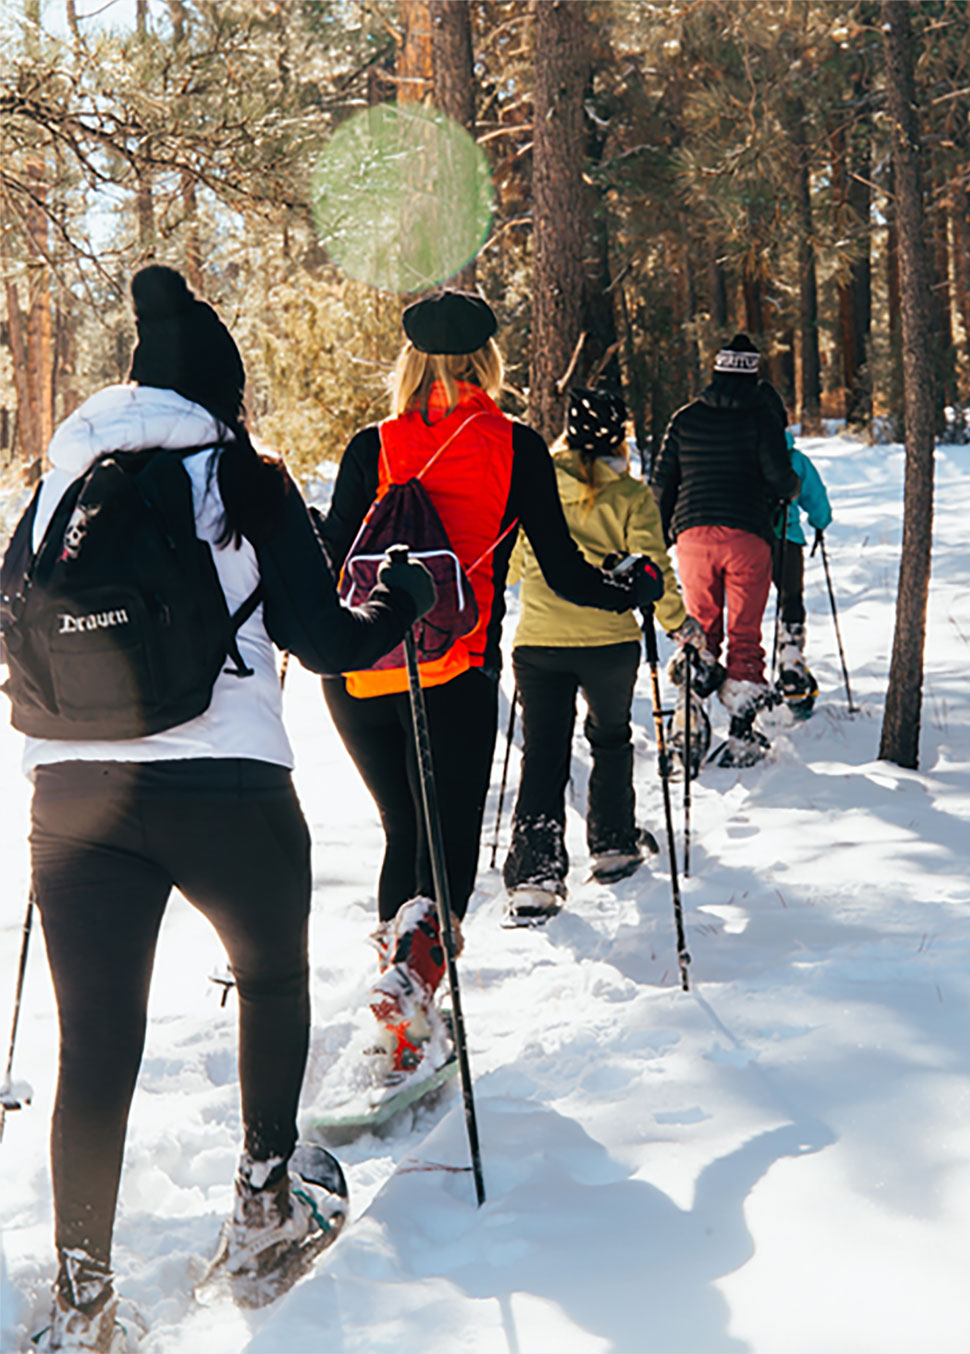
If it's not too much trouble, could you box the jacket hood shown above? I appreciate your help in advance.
[553,447,628,502]
[34,384,229,553]
[46,383,229,479]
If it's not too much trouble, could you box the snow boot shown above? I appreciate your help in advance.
[204,1144,347,1309]
[369,897,454,1075]
[710,678,772,767]
[775,620,818,718]
[503,878,566,927]
[668,645,725,699]
[589,849,643,884]
[44,1249,120,1353]
[663,687,711,781]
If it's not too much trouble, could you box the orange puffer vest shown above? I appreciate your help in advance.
[344,383,516,698]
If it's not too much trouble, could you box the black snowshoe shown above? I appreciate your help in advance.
[710,710,770,767]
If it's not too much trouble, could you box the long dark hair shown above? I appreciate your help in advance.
[210,419,291,549]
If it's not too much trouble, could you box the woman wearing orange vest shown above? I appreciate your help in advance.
[318,291,661,1077]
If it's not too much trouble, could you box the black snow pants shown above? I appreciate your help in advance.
[771,536,806,625]
[323,666,498,923]
[503,642,641,891]
[30,758,311,1266]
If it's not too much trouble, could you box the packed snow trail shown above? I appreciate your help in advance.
[2,431,970,1354]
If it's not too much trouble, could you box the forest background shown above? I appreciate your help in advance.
[3,0,970,481]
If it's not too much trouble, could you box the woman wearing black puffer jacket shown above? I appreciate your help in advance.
[651,334,800,765]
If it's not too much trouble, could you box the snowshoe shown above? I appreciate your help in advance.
[309,1041,458,1140]
[709,713,770,768]
[663,689,711,781]
[34,1248,124,1353]
[638,826,661,856]
[589,849,643,884]
[199,1143,348,1310]
[368,896,452,1076]
[501,882,565,928]
[776,663,818,720]
[775,622,818,719]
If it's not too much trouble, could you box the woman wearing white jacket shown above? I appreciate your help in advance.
[2,266,432,1350]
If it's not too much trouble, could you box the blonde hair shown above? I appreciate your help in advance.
[552,429,630,514]
[389,338,504,418]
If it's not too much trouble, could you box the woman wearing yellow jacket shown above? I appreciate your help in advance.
[503,388,702,922]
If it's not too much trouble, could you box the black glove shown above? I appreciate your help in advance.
[608,554,663,609]
[630,556,663,607]
[377,555,437,621]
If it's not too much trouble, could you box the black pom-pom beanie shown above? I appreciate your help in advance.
[129,265,245,426]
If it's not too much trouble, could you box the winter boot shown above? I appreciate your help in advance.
[204,1144,347,1309]
[369,897,452,1075]
[711,678,771,767]
[668,646,726,699]
[46,1249,120,1353]
[589,849,643,884]
[775,620,818,718]
[664,687,711,781]
[503,877,566,927]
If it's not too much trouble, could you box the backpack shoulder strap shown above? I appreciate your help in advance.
[378,412,488,489]
[223,584,264,678]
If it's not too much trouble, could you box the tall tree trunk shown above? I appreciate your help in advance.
[847,113,873,427]
[430,0,477,289]
[709,245,729,330]
[25,153,54,470]
[4,280,33,463]
[792,104,821,433]
[931,172,956,423]
[398,0,433,104]
[951,177,970,383]
[135,0,154,257]
[886,163,904,433]
[878,0,937,770]
[831,111,872,427]
[741,267,765,336]
[528,0,588,444]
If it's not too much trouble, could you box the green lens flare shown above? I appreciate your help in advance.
[312,104,493,294]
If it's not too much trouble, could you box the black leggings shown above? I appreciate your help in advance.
[323,668,498,922]
[771,537,806,624]
[30,758,311,1265]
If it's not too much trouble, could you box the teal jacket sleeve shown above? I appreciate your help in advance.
[781,445,832,543]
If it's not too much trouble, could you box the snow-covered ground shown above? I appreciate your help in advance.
[2,430,969,1354]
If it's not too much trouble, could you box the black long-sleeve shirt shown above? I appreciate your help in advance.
[318,421,634,675]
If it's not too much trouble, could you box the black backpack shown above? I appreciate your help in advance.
[0,447,261,740]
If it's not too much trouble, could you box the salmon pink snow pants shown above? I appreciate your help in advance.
[675,525,772,683]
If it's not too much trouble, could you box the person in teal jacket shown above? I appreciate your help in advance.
[773,432,832,714]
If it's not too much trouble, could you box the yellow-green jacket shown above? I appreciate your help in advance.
[510,448,687,647]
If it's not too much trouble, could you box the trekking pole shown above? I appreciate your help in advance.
[771,505,790,684]
[811,529,857,714]
[488,688,517,870]
[641,607,690,992]
[0,893,35,1144]
[683,646,692,879]
[388,547,486,1205]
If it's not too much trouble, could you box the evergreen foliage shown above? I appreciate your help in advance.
[1,0,968,482]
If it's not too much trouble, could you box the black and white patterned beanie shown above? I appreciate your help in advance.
[566,387,627,457]
[713,333,761,376]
